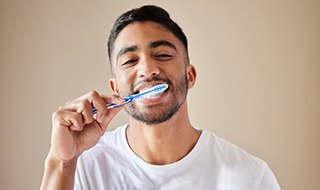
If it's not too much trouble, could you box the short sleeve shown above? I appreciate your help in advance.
[254,164,281,190]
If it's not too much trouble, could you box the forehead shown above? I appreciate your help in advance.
[111,21,184,61]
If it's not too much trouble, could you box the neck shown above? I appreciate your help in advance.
[126,102,201,165]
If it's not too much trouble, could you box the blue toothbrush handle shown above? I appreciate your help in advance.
[92,98,133,114]
[91,83,167,114]
[92,104,121,114]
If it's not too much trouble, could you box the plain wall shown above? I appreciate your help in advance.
[1,0,319,189]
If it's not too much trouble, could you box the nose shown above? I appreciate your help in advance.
[137,56,160,78]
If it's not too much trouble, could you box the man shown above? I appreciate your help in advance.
[41,5,280,189]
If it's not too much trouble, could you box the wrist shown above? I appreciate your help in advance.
[41,151,78,190]
[45,151,78,173]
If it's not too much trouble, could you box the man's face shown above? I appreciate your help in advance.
[109,21,196,125]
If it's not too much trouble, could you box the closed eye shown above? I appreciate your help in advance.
[122,59,138,66]
[155,54,173,60]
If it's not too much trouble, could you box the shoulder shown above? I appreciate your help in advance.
[202,131,279,189]
[204,131,265,166]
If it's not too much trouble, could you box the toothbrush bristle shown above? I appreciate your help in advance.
[137,84,168,98]
[154,84,168,91]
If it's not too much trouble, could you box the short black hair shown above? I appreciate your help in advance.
[107,5,189,64]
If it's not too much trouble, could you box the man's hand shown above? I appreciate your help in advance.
[41,91,124,189]
[49,91,124,162]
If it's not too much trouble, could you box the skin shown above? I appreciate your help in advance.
[41,21,200,189]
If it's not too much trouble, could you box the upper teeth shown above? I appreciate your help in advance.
[142,91,164,99]
[138,85,166,99]
[139,88,150,93]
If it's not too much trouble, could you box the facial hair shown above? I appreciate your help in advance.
[124,72,189,125]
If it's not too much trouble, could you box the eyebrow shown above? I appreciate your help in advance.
[149,40,177,51]
[116,45,138,63]
[116,40,177,63]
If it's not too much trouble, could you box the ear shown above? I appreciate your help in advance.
[109,78,119,95]
[186,64,197,89]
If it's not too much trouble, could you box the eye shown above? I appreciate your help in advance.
[121,59,138,67]
[155,54,173,60]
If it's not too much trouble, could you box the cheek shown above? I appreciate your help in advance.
[170,65,187,82]
[115,72,135,95]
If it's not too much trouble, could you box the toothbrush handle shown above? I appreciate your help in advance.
[107,103,125,109]
[92,84,167,114]
[92,98,133,114]
[91,103,122,114]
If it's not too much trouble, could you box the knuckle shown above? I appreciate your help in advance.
[80,100,91,109]
[73,113,83,124]
[88,90,99,99]
[52,110,62,120]
[51,110,66,127]
[75,113,82,120]
[87,116,94,123]
[65,99,72,105]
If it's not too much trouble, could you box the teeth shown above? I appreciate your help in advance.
[139,88,149,93]
[142,91,164,99]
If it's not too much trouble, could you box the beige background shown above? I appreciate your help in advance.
[1,0,319,189]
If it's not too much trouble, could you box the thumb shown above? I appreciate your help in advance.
[98,106,123,134]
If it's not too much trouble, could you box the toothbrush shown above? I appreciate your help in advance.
[92,83,168,114]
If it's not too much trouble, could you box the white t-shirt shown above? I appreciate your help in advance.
[75,125,280,190]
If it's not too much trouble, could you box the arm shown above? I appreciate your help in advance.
[41,153,78,190]
[40,91,124,190]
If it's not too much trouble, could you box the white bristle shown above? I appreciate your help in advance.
[137,84,168,99]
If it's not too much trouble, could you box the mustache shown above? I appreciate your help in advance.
[130,76,172,92]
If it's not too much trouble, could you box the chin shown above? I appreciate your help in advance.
[125,102,182,125]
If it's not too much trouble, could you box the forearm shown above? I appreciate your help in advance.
[40,153,78,190]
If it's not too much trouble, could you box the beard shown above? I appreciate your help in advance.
[124,73,189,125]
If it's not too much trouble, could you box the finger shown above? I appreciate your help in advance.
[101,94,125,108]
[94,94,124,121]
[81,101,94,125]
[68,112,84,131]
[60,100,94,125]
[91,94,123,122]
[97,107,123,135]
[97,103,123,134]
[72,91,106,113]
[52,109,84,131]
[86,91,109,119]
